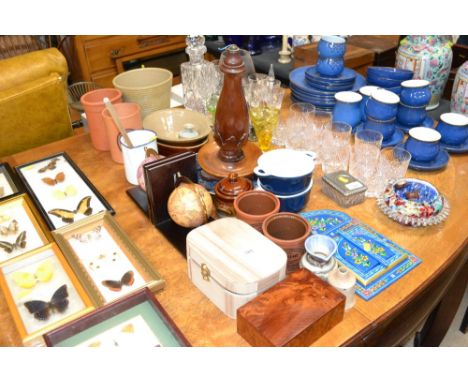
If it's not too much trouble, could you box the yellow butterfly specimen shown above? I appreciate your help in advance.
[0,219,18,236]
[0,186,4,197]
[48,196,93,224]
[52,185,78,200]
[121,323,135,333]
[12,259,54,289]
[0,214,11,223]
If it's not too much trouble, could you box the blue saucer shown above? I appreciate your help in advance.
[396,143,450,171]
[291,84,336,101]
[305,66,357,84]
[354,125,404,148]
[291,82,337,97]
[440,139,468,154]
[395,115,435,134]
[290,66,365,95]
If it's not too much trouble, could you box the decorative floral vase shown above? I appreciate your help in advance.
[451,61,468,115]
[396,35,453,110]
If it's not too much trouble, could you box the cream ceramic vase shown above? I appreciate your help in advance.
[328,266,356,310]
[451,61,468,115]
[396,35,453,110]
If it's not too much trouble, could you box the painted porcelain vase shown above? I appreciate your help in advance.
[396,35,453,110]
[451,61,468,115]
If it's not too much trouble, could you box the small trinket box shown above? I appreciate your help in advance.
[321,171,367,207]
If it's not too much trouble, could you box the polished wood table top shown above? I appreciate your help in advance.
[1,106,467,346]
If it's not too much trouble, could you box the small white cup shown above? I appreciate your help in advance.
[119,129,158,185]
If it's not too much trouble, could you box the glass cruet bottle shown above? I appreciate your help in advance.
[180,35,219,114]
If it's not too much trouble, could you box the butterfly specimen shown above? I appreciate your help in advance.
[41,172,65,186]
[0,219,18,236]
[101,270,134,292]
[72,226,102,243]
[48,196,93,224]
[38,158,59,173]
[0,214,11,223]
[52,185,78,200]
[0,231,26,253]
[12,259,54,289]
[89,252,119,271]
[24,284,69,321]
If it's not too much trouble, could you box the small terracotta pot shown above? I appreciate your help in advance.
[262,212,310,273]
[233,190,280,232]
[81,88,122,151]
[102,102,143,163]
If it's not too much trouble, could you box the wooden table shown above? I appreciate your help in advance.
[0,100,467,346]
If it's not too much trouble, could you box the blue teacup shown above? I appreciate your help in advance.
[358,85,379,122]
[405,127,441,162]
[364,116,396,141]
[397,103,427,127]
[365,88,400,121]
[332,91,363,128]
[316,57,344,77]
[400,80,431,107]
[318,35,346,58]
[436,112,468,145]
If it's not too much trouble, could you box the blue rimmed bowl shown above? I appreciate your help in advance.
[367,67,413,81]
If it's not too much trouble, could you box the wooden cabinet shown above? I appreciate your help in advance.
[72,35,187,87]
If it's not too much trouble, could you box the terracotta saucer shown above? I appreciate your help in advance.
[198,140,262,179]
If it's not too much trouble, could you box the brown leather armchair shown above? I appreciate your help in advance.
[0,48,73,157]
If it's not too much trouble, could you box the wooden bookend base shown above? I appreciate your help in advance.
[237,269,345,347]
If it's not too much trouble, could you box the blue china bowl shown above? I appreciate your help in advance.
[436,112,468,145]
[397,103,427,127]
[367,74,403,88]
[333,91,363,128]
[317,57,345,77]
[400,80,432,107]
[365,88,400,121]
[404,127,441,162]
[366,67,413,81]
[277,182,313,213]
[255,149,317,196]
[386,85,402,95]
[318,36,347,58]
[364,116,396,141]
[359,85,379,122]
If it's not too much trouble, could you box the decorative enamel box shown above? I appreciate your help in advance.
[186,217,287,319]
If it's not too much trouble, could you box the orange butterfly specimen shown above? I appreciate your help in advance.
[42,172,65,186]
[101,271,134,292]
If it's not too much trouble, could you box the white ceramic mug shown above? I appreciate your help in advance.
[119,129,158,185]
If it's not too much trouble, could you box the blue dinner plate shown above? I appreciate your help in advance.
[355,125,404,148]
[396,143,450,171]
[291,91,336,107]
[305,78,355,92]
[440,139,468,154]
[290,82,337,97]
[290,95,334,110]
[290,66,365,95]
[291,87,336,102]
[305,66,357,84]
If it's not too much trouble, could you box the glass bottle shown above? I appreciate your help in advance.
[180,35,220,114]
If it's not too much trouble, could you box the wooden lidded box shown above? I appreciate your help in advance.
[237,269,345,346]
[186,217,287,319]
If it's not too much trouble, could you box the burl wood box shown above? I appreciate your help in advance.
[186,218,287,319]
[237,269,345,346]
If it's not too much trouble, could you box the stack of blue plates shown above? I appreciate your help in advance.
[289,66,366,110]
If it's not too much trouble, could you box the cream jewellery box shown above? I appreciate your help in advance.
[186,217,287,318]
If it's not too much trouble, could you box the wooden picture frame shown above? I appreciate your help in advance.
[15,152,115,230]
[0,162,24,202]
[0,243,95,346]
[0,194,52,265]
[53,212,165,307]
[44,287,190,347]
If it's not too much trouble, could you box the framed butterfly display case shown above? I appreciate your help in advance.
[0,194,52,265]
[15,152,114,231]
[44,288,190,347]
[53,212,165,307]
[0,162,24,202]
[0,243,94,346]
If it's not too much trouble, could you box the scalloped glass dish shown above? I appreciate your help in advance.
[376,178,450,227]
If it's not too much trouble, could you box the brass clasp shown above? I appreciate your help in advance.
[201,263,211,281]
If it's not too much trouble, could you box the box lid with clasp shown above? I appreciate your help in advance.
[186,217,287,318]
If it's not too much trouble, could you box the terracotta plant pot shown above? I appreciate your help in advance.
[102,102,143,163]
[233,190,280,232]
[262,212,310,273]
[81,88,122,151]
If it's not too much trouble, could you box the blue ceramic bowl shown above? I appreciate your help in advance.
[276,181,313,213]
[333,91,363,128]
[255,149,317,196]
[316,57,345,77]
[367,74,403,88]
[365,88,400,121]
[397,103,427,127]
[436,112,468,145]
[318,36,346,58]
[366,67,413,81]
[386,86,402,96]
[400,80,431,107]
[405,127,441,162]
[359,86,379,122]
[364,116,396,141]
